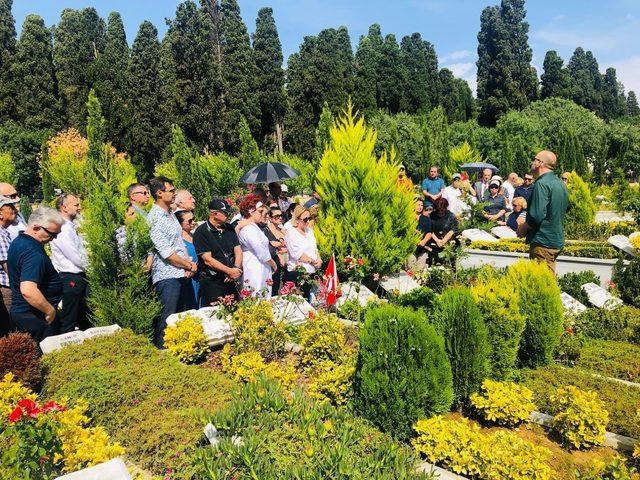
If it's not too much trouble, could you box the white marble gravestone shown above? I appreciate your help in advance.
[56,457,131,480]
[379,271,421,295]
[560,292,587,315]
[462,228,499,243]
[491,225,518,239]
[40,325,121,354]
[608,235,637,257]
[84,325,121,339]
[581,282,623,310]
[271,295,315,326]
[336,282,377,308]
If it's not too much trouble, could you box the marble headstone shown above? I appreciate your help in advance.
[40,331,87,354]
[608,235,637,257]
[462,228,499,243]
[491,226,518,239]
[271,295,315,326]
[56,457,131,480]
[581,282,623,310]
[336,282,377,308]
[379,271,421,295]
[84,325,122,339]
[560,292,587,315]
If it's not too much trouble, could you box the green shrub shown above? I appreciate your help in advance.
[564,220,638,242]
[230,300,289,360]
[519,365,640,438]
[559,271,601,306]
[470,380,536,427]
[307,358,356,406]
[191,377,430,479]
[354,304,453,441]
[573,306,640,344]
[436,287,490,405]
[469,238,617,259]
[554,326,585,366]
[550,385,609,449]
[576,339,640,383]
[566,172,597,225]
[298,310,348,368]
[40,330,235,477]
[613,256,640,308]
[472,275,525,380]
[394,286,437,312]
[0,151,14,184]
[507,260,564,368]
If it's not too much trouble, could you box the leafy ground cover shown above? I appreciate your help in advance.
[576,339,640,383]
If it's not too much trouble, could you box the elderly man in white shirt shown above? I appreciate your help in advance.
[50,193,90,333]
[442,174,470,217]
[502,172,518,210]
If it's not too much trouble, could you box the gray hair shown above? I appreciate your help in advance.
[174,189,191,207]
[28,206,65,228]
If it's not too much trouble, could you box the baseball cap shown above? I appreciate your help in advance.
[280,184,289,193]
[489,180,501,188]
[491,175,503,183]
[208,198,232,213]
[452,173,461,180]
[0,195,19,208]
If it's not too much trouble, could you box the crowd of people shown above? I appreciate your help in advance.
[0,149,567,349]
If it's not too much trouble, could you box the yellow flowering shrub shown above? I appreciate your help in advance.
[634,410,640,459]
[630,233,640,253]
[299,310,347,368]
[307,358,355,406]
[412,416,554,480]
[231,301,288,360]
[164,315,210,364]
[470,380,536,427]
[0,372,37,423]
[221,345,297,390]
[550,385,609,449]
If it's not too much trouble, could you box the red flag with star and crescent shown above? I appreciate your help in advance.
[321,254,340,307]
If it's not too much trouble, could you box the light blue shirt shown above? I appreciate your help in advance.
[421,176,445,207]
[147,204,190,284]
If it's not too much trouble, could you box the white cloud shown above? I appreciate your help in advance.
[552,14,566,22]
[532,28,620,52]
[441,49,473,63]
[610,55,640,95]
[442,61,477,96]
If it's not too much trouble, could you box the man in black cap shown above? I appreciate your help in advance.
[193,199,243,306]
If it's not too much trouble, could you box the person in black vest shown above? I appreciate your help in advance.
[193,199,243,305]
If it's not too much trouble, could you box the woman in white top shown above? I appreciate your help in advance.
[237,194,277,298]
[284,207,322,300]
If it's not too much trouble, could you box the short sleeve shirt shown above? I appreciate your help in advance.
[421,177,445,207]
[193,222,240,275]
[8,233,63,316]
[417,214,432,236]
[482,193,507,218]
[0,227,11,287]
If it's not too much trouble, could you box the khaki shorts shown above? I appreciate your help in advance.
[529,243,561,274]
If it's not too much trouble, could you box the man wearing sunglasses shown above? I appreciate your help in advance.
[7,206,64,344]
[513,173,535,204]
[0,183,27,240]
[127,182,151,217]
[0,195,19,335]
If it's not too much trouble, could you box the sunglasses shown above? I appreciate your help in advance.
[133,191,149,196]
[299,216,311,223]
[39,225,59,239]
[6,193,19,199]
[489,185,499,189]
[162,188,176,194]
[271,214,282,218]
[524,178,533,181]
[185,219,194,224]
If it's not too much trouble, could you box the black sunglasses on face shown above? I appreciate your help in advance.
[6,193,19,199]
[39,225,59,239]
[299,217,311,223]
[271,214,282,218]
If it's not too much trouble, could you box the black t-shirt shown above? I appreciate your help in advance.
[192,221,239,277]
[417,214,432,236]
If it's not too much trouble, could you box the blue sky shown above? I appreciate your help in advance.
[12,0,640,96]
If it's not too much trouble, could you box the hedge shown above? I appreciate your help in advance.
[41,330,236,477]
[468,239,617,259]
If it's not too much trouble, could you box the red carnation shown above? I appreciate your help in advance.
[8,406,23,423]
[240,289,251,298]
[17,398,40,418]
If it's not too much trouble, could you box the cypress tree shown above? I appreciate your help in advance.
[238,116,262,170]
[378,34,406,114]
[0,0,16,122]
[400,33,439,114]
[540,50,571,100]
[53,8,106,131]
[94,12,129,151]
[353,24,384,115]
[557,128,586,175]
[128,21,169,179]
[628,91,640,117]
[219,0,260,152]
[568,48,603,116]
[252,7,286,152]
[454,78,475,121]
[421,107,450,181]
[13,14,60,130]
[601,67,626,121]
[315,102,333,160]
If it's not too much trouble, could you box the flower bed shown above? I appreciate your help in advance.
[468,239,617,259]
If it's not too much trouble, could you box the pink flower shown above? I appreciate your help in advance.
[41,401,65,413]
[240,289,251,298]
[372,272,380,281]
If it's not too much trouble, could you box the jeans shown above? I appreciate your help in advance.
[153,277,196,348]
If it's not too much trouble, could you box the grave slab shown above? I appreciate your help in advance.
[461,228,499,243]
[40,331,87,354]
[608,235,637,257]
[271,295,315,326]
[379,271,421,295]
[581,282,623,310]
[336,282,377,307]
[491,225,518,239]
[84,325,122,339]
[56,457,131,480]
[560,292,587,315]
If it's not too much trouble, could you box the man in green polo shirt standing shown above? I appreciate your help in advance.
[517,150,568,273]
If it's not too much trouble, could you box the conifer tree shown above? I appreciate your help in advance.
[219,0,260,152]
[315,102,333,160]
[53,8,106,131]
[353,24,384,115]
[252,7,286,152]
[128,21,169,179]
[438,69,473,123]
[568,47,603,116]
[0,0,16,122]
[421,107,450,181]
[628,91,640,117]
[400,33,439,114]
[40,143,55,203]
[238,116,262,170]
[557,128,586,176]
[540,50,571,100]
[94,12,130,152]
[13,14,59,130]
[601,67,626,121]
[378,34,406,114]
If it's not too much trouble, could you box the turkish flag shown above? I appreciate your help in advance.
[322,254,340,307]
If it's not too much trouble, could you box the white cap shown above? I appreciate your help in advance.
[491,175,503,183]
[280,184,289,192]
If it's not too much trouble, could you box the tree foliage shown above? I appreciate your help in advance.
[0,0,17,123]
[540,50,571,101]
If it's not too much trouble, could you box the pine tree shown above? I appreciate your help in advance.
[400,33,439,114]
[568,47,603,116]
[421,107,450,181]
[219,0,260,152]
[40,142,55,203]
[13,14,60,130]
[540,50,571,100]
[315,102,333,160]
[454,78,475,121]
[438,68,474,123]
[476,0,537,126]
[378,34,406,114]
[353,24,384,115]
[252,7,286,152]
[0,0,16,122]
[128,21,169,179]
[601,67,626,121]
[53,8,106,131]
[628,91,640,117]
[94,12,129,152]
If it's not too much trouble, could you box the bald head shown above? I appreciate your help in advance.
[537,151,557,170]
[508,172,519,183]
[0,183,17,197]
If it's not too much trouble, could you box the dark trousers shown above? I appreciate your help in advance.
[271,265,282,297]
[154,277,196,348]
[10,311,60,346]
[0,287,10,337]
[199,276,238,307]
[59,273,90,333]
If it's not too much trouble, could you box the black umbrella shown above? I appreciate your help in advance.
[459,162,499,174]
[240,161,301,184]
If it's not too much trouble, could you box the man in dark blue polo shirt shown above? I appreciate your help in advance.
[8,206,64,343]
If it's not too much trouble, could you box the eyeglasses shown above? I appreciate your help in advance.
[271,214,282,219]
[6,193,19,199]
[299,216,311,223]
[561,177,569,181]
[524,177,533,182]
[132,191,149,196]
[489,185,499,189]
[185,219,194,224]
[39,225,59,239]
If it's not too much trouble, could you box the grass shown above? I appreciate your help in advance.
[576,339,640,383]
[41,330,236,478]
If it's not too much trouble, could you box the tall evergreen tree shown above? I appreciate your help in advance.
[94,12,129,151]
[628,91,640,117]
[378,34,406,114]
[252,7,286,152]
[601,67,626,121]
[568,47,603,116]
[0,0,17,122]
[53,8,106,131]
[315,102,333,160]
[438,69,475,123]
[13,14,59,130]
[557,128,586,175]
[219,0,260,152]
[400,33,439,114]
[128,21,169,179]
[540,50,571,100]
[476,0,537,126]
[353,24,384,115]
[454,78,475,121]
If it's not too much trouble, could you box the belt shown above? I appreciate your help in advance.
[59,271,86,277]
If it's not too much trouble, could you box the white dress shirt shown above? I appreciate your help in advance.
[238,223,273,298]
[6,212,26,241]
[442,186,469,216]
[285,227,319,274]
[502,181,515,210]
[50,219,89,274]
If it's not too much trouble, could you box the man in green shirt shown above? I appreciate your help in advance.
[517,150,568,273]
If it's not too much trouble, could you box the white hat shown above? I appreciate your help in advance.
[491,175,503,183]
[280,184,289,192]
